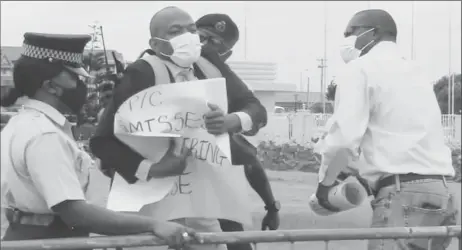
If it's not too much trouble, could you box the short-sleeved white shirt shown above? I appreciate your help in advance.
[1,98,91,214]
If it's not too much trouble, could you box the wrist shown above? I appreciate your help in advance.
[226,114,242,133]
[264,200,281,213]
[150,220,161,234]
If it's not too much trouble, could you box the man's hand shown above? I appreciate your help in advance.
[315,182,341,212]
[204,103,241,135]
[151,221,203,248]
[148,138,191,178]
[261,211,280,230]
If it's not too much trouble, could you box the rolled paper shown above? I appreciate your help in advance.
[309,178,368,216]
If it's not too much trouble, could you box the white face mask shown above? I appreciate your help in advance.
[156,32,202,68]
[339,28,375,64]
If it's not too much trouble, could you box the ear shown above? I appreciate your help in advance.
[42,80,61,96]
[149,37,157,51]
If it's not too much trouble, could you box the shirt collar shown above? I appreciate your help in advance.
[162,59,194,78]
[16,97,68,127]
[369,41,400,57]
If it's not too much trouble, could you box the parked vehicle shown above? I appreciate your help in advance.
[274,106,285,113]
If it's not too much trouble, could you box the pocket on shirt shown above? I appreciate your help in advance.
[74,151,92,192]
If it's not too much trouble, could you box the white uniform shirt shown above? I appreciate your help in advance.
[1,98,91,214]
[134,59,254,181]
[321,41,454,188]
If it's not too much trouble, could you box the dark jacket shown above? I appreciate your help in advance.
[90,52,267,183]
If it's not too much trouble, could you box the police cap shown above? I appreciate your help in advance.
[21,32,92,77]
[345,9,397,37]
[196,14,239,48]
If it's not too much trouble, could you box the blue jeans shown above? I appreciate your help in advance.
[368,178,458,250]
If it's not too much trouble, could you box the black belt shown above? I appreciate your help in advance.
[4,208,57,226]
[374,173,444,196]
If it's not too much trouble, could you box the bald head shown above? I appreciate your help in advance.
[149,6,195,38]
[345,9,397,40]
[147,6,198,61]
[339,8,398,59]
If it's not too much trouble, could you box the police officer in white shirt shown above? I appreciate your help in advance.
[315,9,457,250]
[0,32,200,248]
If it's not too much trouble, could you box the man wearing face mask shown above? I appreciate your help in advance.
[315,9,457,250]
[0,33,200,247]
[91,6,267,250]
[196,14,237,62]
[197,13,280,250]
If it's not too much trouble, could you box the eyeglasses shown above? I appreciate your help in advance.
[200,35,232,54]
[200,35,226,46]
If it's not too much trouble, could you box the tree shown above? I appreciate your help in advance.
[433,74,461,114]
[326,79,337,101]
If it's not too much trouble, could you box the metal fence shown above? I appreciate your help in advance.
[255,114,462,145]
[2,226,460,250]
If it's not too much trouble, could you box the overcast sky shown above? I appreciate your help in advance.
[1,1,460,92]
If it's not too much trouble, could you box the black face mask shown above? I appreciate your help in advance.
[219,50,233,62]
[60,80,88,115]
[202,44,233,63]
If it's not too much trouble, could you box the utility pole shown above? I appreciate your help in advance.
[318,58,327,113]
[294,94,299,112]
[87,23,101,72]
[411,1,415,60]
[88,21,111,106]
[99,25,110,74]
[322,1,328,114]
[448,2,452,115]
[306,76,310,109]
[243,2,249,60]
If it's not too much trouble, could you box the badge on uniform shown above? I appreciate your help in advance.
[215,21,226,33]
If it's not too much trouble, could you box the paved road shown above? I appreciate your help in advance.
[2,169,461,250]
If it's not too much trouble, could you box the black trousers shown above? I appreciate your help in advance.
[219,219,253,250]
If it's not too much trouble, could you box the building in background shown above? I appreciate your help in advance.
[227,61,296,112]
[1,46,21,101]
[274,91,334,112]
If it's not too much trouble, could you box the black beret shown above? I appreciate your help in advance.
[346,9,397,35]
[21,32,92,76]
[196,14,239,47]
